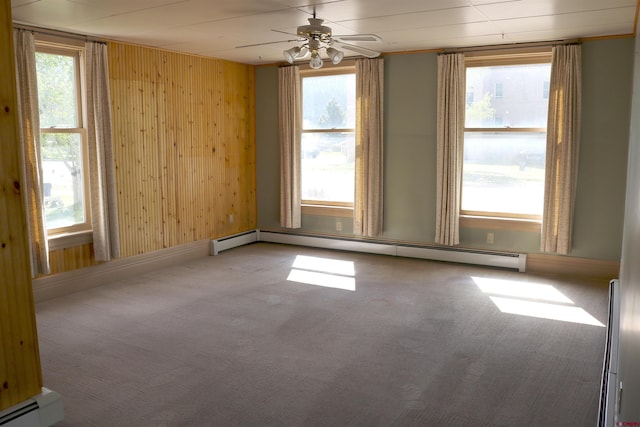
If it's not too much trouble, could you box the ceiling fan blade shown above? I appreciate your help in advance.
[271,29,299,37]
[333,41,381,58]
[236,39,299,49]
[334,34,382,43]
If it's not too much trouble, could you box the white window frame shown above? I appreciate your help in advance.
[35,39,92,240]
[461,50,552,229]
[300,64,356,217]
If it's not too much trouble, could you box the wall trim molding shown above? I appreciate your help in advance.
[34,231,621,302]
[526,253,620,281]
[33,239,210,302]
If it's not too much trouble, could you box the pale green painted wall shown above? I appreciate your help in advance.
[573,38,633,259]
[617,25,640,423]
[256,37,633,261]
[256,65,280,230]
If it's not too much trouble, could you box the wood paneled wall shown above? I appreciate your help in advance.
[107,42,256,258]
[46,43,256,271]
[1,2,43,409]
[48,243,96,275]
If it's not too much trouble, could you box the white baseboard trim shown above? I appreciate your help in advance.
[0,388,63,427]
[33,239,210,302]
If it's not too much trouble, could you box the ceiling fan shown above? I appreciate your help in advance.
[237,11,381,68]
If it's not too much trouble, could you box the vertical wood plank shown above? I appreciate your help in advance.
[108,42,257,258]
[34,39,256,276]
[0,3,43,410]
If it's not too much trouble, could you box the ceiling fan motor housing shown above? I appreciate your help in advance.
[297,18,332,41]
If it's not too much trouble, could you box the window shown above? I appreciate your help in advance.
[35,42,91,235]
[462,52,551,219]
[495,82,504,98]
[300,68,356,210]
[466,89,474,105]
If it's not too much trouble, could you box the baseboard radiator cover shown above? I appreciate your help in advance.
[0,388,63,427]
[396,244,526,272]
[257,231,526,272]
[257,231,397,256]
[598,279,620,427]
[210,230,259,255]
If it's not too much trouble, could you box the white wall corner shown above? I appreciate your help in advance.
[36,388,64,426]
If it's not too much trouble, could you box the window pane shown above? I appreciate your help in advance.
[465,63,551,128]
[462,132,546,216]
[35,52,79,128]
[41,132,86,229]
[302,74,356,129]
[301,132,355,203]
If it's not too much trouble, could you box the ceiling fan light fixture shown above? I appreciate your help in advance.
[326,47,344,65]
[283,46,302,63]
[309,51,323,69]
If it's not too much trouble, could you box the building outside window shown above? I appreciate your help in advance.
[35,43,91,235]
[543,80,550,99]
[462,52,552,219]
[495,81,504,98]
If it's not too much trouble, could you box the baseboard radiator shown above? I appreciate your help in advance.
[598,279,620,427]
[212,230,526,272]
[0,388,63,427]
[210,230,259,255]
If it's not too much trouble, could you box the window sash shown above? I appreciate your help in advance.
[36,44,84,129]
[39,128,92,235]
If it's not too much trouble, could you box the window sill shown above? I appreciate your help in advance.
[48,230,93,251]
[301,204,354,218]
[459,215,541,232]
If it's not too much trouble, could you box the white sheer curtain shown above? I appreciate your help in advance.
[354,57,384,237]
[86,41,120,261]
[541,44,582,254]
[278,65,302,228]
[14,29,50,276]
[435,53,465,246]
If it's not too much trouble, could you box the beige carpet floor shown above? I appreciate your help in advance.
[36,242,609,426]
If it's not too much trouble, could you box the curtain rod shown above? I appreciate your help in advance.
[440,39,581,55]
[13,22,105,44]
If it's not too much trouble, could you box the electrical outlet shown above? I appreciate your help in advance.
[486,232,494,244]
[228,214,234,224]
[336,220,342,231]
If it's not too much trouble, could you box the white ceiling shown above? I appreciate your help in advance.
[11,0,638,65]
